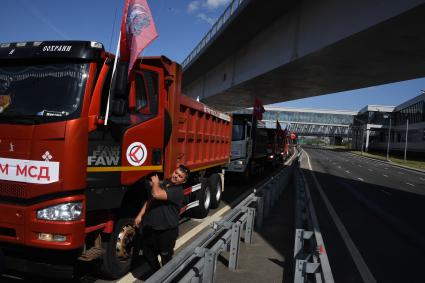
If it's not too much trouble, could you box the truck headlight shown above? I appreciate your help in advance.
[37,202,83,221]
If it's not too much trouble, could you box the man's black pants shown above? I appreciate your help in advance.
[142,226,179,271]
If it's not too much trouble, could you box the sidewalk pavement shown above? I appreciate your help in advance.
[215,182,295,283]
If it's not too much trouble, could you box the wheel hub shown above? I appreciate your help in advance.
[116,224,136,261]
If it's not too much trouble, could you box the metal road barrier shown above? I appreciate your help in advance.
[145,159,296,283]
[294,152,334,283]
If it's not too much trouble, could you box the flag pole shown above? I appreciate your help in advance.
[104,30,122,126]
[250,105,255,140]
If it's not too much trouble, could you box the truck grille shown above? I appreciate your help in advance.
[0,181,27,198]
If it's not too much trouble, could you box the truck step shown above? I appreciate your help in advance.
[78,247,104,261]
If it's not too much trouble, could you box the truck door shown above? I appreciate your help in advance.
[121,65,165,185]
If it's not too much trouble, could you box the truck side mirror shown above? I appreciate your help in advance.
[112,61,129,99]
[109,61,128,116]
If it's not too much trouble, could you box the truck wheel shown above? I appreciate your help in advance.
[99,218,138,279]
[190,180,211,218]
[209,174,222,209]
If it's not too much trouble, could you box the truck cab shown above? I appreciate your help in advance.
[225,113,267,176]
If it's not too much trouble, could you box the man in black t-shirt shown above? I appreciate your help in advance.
[134,164,190,272]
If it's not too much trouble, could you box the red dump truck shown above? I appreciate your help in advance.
[0,41,232,278]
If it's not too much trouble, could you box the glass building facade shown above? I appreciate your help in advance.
[394,100,424,125]
[352,93,425,154]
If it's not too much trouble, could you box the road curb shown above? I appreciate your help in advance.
[349,152,425,174]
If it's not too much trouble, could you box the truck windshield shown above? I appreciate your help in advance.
[0,62,89,122]
[232,124,245,141]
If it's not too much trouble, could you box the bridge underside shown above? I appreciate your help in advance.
[183,1,425,111]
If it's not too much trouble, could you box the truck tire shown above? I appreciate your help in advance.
[190,180,211,218]
[209,174,222,209]
[99,218,138,279]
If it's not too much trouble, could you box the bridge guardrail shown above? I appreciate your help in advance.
[293,151,334,283]
[182,0,249,69]
[145,154,297,283]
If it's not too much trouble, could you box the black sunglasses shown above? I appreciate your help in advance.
[178,164,190,175]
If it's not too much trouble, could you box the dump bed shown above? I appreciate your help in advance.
[164,94,232,178]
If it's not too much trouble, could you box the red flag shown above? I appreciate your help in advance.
[253,98,265,120]
[120,0,158,74]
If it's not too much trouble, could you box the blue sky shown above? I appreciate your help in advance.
[1,0,424,112]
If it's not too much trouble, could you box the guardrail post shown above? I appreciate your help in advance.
[203,249,217,283]
[294,229,314,259]
[229,222,242,270]
[294,259,321,283]
[245,207,255,244]
[294,259,306,283]
[255,195,264,229]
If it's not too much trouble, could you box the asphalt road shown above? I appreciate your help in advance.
[301,146,425,283]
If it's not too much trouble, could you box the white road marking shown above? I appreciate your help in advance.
[358,178,364,181]
[2,274,23,281]
[303,151,377,283]
[368,169,373,172]
[345,170,351,174]
[338,166,342,169]
[406,182,415,187]
[383,174,389,178]
[358,165,362,168]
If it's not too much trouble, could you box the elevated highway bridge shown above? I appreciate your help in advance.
[182,0,425,111]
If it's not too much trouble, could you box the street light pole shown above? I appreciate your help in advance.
[386,114,391,161]
[404,117,409,161]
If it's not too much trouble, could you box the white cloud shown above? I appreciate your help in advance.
[197,13,216,25]
[205,0,231,10]
[187,1,200,13]
[187,0,230,26]
[19,0,69,39]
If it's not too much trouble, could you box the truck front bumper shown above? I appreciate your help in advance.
[0,195,86,250]
[0,195,86,277]
[224,159,248,173]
